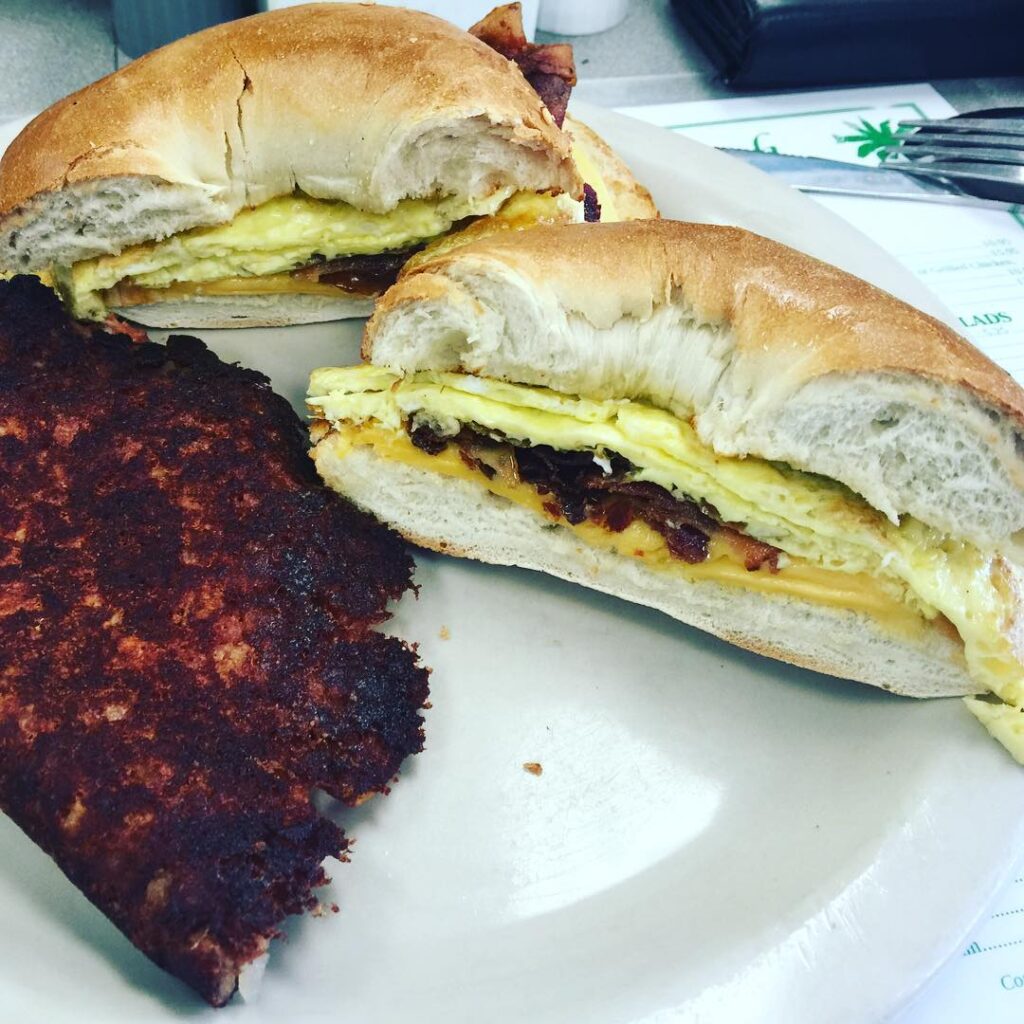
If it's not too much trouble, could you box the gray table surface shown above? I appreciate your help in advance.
[2,0,1022,123]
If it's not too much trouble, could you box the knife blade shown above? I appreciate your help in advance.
[720,149,1021,211]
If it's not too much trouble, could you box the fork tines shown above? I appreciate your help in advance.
[880,143,1024,163]
[897,117,1024,137]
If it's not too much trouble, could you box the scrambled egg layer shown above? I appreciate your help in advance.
[308,366,1024,761]
[63,189,524,318]
[86,190,580,315]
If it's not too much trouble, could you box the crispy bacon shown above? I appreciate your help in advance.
[291,249,421,295]
[102,312,149,343]
[470,3,576,127]
[410,424,450,456]
[724,531,781,572]
[579,475,718,564]
[412,425,784,572]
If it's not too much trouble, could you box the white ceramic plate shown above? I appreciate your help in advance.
[2,104,1023,1024]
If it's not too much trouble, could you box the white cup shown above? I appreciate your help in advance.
[538,0,629,35]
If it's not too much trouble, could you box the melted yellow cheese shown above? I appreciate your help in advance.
[308,366,1024,761]
[106,274,354,305]
[327,421,934,638]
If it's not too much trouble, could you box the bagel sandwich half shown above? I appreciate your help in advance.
[307,221,1024,761]
[0,3,654,329]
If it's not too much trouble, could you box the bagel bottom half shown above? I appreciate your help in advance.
[312,433,972,699]
[109,292,375,329]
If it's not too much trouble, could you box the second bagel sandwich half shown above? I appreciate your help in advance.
[308,220,1024,760]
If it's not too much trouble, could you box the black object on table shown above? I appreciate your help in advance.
[671,0,1024,90]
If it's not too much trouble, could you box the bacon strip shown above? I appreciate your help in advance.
[410,426,782,572]
[470,3,576,127]
[291,249,421,295]
[723,530,780,573]
[102,312,149,343]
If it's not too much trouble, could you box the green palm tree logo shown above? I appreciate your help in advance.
[834,118,909,162]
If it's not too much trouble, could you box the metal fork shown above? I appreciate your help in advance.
[878,107,1024,205]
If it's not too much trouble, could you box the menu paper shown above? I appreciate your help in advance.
[896,873,1024,1023]
[619,84,1024,387]
[617,83,1024,1023]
